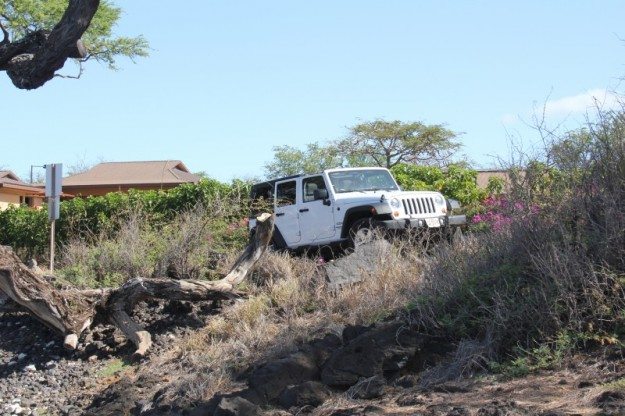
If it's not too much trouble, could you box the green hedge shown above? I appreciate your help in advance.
[390,163,488,208]
[0,178,251,258]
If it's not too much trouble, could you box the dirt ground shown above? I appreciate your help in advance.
[313,350,625,415]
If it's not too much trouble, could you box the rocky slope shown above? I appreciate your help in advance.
[3,296,625,416]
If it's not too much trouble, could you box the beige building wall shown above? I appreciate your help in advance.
[0,192,21,210]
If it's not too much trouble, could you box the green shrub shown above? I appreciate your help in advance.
[391,163,487,209]
[0,177,252,263]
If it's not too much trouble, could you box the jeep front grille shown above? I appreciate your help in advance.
[401,197,436,215]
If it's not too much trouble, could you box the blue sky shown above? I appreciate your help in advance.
[2,1,624,182]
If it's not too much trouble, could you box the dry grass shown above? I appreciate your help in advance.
[169,241,430,403]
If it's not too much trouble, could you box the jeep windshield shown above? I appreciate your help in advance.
[328,169,399,193]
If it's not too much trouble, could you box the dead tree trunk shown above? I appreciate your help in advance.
[0,213,274,357]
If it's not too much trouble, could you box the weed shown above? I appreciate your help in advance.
[98,359,130,378]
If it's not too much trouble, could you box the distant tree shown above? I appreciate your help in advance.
[66,160,92,176]
[548,129,593,172]
[264,142,344,178]
[337,119,460,168]
[0,0,148,89]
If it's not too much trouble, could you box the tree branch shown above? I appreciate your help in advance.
[0,0,99,89]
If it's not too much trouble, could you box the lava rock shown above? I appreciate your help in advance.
[393,374,418,388]
[305,333,343,368]
[278,381,332,408]
[248,351,319,403]
[213,397,260,416]
[346,375,386,399]
[342,325,372,344]
[321,322,423,387]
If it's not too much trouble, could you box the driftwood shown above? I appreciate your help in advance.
[0,213,274,357]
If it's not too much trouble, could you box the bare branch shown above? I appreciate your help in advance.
[54,61,84,79]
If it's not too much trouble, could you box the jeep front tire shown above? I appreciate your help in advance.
[348,217,380,247]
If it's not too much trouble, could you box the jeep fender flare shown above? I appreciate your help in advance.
[340,203,392,238]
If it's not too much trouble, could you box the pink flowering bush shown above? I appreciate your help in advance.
[471,196,539,232]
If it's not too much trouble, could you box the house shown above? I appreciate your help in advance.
[476,169,510,189]
[0,171,45,210]
[62,160,201,197]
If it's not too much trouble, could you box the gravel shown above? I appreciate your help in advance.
[1,298,212,415]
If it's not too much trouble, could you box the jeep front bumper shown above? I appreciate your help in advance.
[378,214,466,230]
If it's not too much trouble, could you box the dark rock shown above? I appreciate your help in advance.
[185,400,219,416]
[594,390,625,404]
[213,397,260,416]
[577,380,593,388]
[396,392,426,406]
[248,351,319,403]
[278,381,331,408]
[346,375,386,399]
[393,374,418,388]
[306,333,343,367]
[163,300,193,315]
[321,322,423,387]
[446,407,471,416]
[342,325,372,344]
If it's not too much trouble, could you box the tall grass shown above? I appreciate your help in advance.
[57,200,249,287]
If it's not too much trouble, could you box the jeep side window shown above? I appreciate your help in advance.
[302,176,327,203]
[276,180,297,207]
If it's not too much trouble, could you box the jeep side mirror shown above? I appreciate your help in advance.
[313,188,329,201]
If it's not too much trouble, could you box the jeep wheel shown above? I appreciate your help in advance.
[349,218,381,247]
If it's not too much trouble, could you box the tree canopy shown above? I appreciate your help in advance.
[337,120,460,168]
[0,0,148,89]
[264,119,461,178]
[264,143,343,178]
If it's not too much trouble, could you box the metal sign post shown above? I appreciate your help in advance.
[45,163,62,273]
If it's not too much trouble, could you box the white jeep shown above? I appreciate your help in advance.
[248,167,466,249]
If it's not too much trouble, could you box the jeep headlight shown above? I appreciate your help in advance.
[390,198,401,208]
[434,195,445,206]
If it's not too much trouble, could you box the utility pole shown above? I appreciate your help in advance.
[30,165,45,184]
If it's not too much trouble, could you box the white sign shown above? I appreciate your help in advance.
[45,163,62,222]
[48,197,60,222]
[45,163,62,198]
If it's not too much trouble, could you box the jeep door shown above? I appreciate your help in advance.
[274,179,301,245]
[299,175,336,242]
